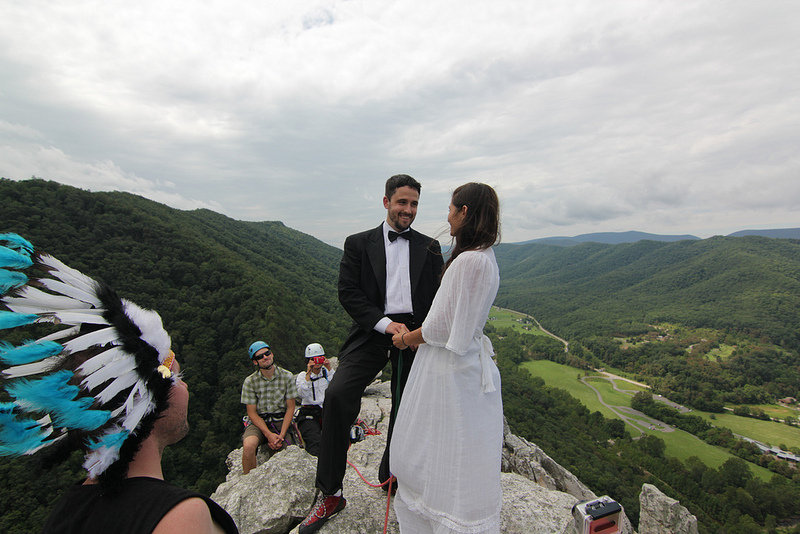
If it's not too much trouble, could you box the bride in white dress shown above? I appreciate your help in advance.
[390,182,502,534]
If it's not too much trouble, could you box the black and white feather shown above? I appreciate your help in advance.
[0,233,176,482]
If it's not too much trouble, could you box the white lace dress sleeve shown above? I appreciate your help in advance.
[421,249,499,355]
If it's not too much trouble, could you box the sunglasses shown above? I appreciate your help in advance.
[252,350,272,361]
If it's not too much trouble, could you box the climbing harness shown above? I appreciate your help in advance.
[308,368,329,402]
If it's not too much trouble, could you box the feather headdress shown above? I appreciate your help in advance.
[0,233,176,485]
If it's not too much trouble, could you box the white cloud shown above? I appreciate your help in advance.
[1,0,798,245]
[0,143,220,212]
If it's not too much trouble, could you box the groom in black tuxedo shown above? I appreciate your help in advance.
[300,175,444,533]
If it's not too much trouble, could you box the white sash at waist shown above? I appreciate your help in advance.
[479,334,496,393]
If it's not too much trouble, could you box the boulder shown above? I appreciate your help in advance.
[638,483,698,534]
[212,446,317,534]
[502,419,595,501]
[213,380,638,534]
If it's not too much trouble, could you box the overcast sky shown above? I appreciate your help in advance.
[1,1,798,247]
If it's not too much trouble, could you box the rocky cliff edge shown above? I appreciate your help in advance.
[211,380,696,534]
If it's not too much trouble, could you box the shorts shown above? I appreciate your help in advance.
[243,422,269,444]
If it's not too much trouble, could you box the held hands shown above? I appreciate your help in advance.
[392,326,419,351]
[392,330,407,349]
[266,431,283,450]
[385,321,408,336]
[390,322,409,348]
[388,322,419,350]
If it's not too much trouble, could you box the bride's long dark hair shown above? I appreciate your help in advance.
[444,182,500,273]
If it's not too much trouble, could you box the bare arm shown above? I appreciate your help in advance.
[153,498,224,534]
[278,397,296,440]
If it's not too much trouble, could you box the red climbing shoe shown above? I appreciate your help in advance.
[298,494,347,534]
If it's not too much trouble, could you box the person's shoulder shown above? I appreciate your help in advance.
[153,497,216,534]
[455,248,496,268]
[275,366,294,379]
[345,224,383,243]
[463,248,495,259]
[409,229,442,250]
[409,227,435,241]
[244,370,259,380]
[242,370,259,384]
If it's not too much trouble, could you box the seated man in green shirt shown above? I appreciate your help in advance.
[241,341,299,475]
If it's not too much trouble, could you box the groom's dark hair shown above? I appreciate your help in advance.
[385,174,421,199]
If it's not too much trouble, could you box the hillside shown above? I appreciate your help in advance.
[494,237,800,349]
[0,178,351,529]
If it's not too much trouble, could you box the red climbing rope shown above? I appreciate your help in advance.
[346,423,394,534]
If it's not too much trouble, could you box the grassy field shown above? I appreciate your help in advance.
[489,306,550,336]
[522,359,775,480]
[742,403,800,421]
[585,376,635,406]
[704,344,736,360]
[695,410,800,450]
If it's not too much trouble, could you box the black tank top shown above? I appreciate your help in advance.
[41,477,238,533]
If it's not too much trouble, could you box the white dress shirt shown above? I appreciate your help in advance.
[374,221,413,333]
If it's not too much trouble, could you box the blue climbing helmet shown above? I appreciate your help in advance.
[248,341,270,359]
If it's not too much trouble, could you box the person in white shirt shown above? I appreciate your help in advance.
[295,343,334,457]
[298,175,444,534]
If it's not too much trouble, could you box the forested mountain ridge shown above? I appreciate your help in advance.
[494,237,800,349]
[0,178,351,529]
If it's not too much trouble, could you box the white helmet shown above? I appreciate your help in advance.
[305,343,325,359]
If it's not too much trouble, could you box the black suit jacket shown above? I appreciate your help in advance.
[338,224,444,358]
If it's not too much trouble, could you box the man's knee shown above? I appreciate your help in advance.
[243,435,260,455]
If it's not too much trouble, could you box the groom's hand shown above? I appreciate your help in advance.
[385,322,409,336]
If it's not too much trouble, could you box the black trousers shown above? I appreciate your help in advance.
[315,329,416,495]
[297,405,323,457]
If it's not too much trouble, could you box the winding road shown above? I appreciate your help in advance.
[579,375,673,435]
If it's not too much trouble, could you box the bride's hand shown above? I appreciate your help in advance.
[392,331,408,349]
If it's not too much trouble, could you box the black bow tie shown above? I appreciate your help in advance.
[388,230,410,242]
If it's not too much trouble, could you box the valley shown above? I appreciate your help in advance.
[492,306,799,476]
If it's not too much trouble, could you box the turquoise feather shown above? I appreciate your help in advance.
[0,340,64,365]
[6,371,111,431]
[0,311,38,330]
[0,234,34,255]
[87,430,129,451]
[0,403,52,457]
[0,245,33,269]
[0,269,28,294]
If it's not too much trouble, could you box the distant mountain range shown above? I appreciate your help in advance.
[512,228,800,246]
[727,228,800,239]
